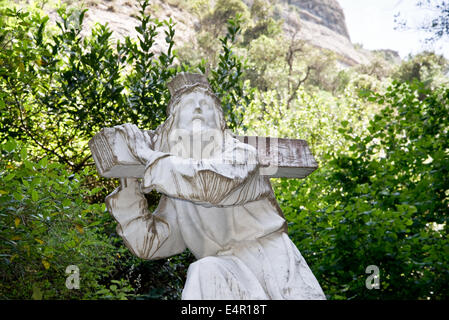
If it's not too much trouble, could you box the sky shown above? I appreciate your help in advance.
[338,0,449,59]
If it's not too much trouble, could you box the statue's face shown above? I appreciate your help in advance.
[176,90,219,132]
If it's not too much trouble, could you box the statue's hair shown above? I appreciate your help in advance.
[152,86,227,153]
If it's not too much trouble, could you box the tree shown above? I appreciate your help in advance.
[392,51,449,88]
[202,0,250,38]
[395,0,449,43]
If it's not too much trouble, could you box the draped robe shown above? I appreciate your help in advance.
[105,133,326,300]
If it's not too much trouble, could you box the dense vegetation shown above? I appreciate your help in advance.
[1,0,448,300]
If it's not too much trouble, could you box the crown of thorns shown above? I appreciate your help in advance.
[166,72,221,116]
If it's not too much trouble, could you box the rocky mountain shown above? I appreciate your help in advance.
[277,0,380,66]
[19,0,399,67]
[289,0,350,39]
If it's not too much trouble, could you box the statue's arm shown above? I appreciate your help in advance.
[105,178,186,260]
[141,141,261,206]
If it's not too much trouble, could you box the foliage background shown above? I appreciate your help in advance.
[1,0,448,300]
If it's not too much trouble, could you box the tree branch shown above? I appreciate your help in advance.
[287,65,312,109]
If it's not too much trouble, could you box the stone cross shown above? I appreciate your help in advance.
[89,128,318,180]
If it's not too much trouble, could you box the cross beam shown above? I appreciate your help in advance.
[89,127,318,179]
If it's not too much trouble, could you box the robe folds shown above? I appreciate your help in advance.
[105,135,326,300]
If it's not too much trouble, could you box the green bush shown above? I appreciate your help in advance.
[278,81,449,299]
[0,138,195,300]
[0,2,178,171]
[0,139,120,299]
[0,0,249,170]
[393,51,449,88]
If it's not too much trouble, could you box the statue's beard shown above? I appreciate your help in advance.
[167,126,225,160]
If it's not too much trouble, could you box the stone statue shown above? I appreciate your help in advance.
[91,72,326,300]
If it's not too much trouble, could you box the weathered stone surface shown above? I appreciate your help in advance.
[89,127,145,179]
[89,129,318,179]
[235,135,318,178]
[289,0,350,39]
[91,72,326,300]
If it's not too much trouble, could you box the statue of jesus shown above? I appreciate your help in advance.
[105,72,326,300]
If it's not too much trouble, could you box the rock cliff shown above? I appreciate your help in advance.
[21,0,394,66]
[277,0,372,65]
[289,0,350,39]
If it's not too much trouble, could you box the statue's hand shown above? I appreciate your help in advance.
[119,177,142,193]
[116,123,155,165]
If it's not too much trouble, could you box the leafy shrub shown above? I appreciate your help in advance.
[239,85,375,162]
[393,51,449,88]
[0,2,178,171]
[202,0,250,38]
[0,139,120,299]
[278,81,449,299]
[0,0,249,170]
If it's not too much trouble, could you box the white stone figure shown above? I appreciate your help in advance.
[104,73,326,300]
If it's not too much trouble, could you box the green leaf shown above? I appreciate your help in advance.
[13,192,23,201]
[42,259,50,269]
[32,285,43,300]
[3,173,15,181]
[3,140,17,152]
[38,157,48,168]
[62,199,71,207]
[31,190,39,202]
[20,147,27,160]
